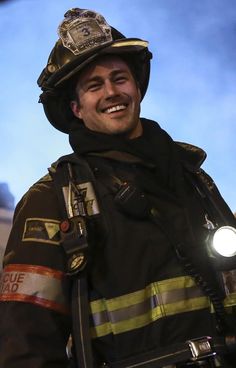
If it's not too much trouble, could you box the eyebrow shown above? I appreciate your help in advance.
[82,68,130,86]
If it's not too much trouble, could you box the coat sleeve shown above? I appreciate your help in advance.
[0,176,72,368]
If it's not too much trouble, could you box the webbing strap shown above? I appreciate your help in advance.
[50,155,95,368]
[109,337,227,368]
[72,278,94,368]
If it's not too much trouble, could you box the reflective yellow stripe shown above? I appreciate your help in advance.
[90,276,211,338]
[91,297,210,338]
[91,305,163,338]
[164,296,209,316]
[224,292,236,307]
[111,40,149,49]
[90,276,197,314]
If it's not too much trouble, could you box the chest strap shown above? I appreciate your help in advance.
[106,336,228,368]
[50,154,97,368]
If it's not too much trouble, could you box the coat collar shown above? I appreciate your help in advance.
[175,141,207,170]
[83,141,207,172]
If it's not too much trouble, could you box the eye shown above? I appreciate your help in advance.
[114,74,128,83]
[87,82,102,91]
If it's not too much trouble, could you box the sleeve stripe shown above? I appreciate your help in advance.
[3,264,64,280]
[0,264,70,314]
[0,293,69,314]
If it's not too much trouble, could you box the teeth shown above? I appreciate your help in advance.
[105,105,126,114]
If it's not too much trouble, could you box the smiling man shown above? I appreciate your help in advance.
[70,55,142,138]
[1,7,236,368]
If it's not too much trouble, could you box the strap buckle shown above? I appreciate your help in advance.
[187,336,216,361]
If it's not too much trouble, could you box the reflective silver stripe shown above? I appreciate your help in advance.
[90,276,211,337]
[159,285,204,305]
[0,264,69,314]
[92,285,204,327]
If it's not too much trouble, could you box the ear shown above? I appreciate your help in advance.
[135,81,142,102]
[138,86,142,101]
[70,100,82,119]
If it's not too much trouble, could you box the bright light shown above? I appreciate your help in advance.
[212,226,236,257]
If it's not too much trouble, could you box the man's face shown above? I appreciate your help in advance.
[71,55,142,139]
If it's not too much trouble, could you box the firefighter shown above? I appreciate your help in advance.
[1,7,236,368]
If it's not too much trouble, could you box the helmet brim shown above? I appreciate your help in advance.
[39,38,152,133]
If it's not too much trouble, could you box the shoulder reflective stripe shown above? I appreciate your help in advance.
[90,276,210,338]
[0,264,69,314]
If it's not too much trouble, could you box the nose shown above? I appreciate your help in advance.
[104,80,120,98]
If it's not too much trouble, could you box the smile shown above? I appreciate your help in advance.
[103,104,127,114]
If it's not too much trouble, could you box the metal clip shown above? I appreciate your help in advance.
[187,336,216,361]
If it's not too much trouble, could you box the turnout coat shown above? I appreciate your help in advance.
[0,119,236,367]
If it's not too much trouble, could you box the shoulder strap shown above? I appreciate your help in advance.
[49,153,97,368]
[182,167,236,332]
[187,167,236,226]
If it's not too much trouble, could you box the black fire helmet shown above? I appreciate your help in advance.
[37,8,152,133]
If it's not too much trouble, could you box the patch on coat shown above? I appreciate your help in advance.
[22,218,60,245]
[62,181,100,218]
